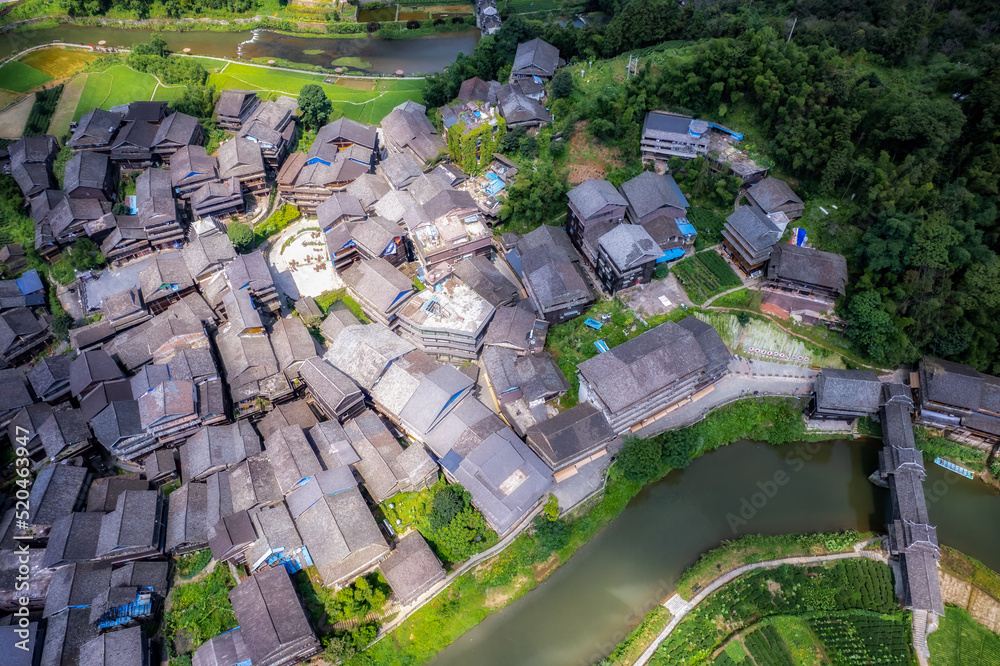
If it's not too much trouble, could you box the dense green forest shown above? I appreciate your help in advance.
[424,1,1000,374]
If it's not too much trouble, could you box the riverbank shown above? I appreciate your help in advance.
[0,12,476,39]
[344,399,814,665]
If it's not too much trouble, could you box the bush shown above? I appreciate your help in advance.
[227,222,254,253]
[533,516,572,554]
[428,484,465,532]
[166,563,236,656]
[175,549,211,578]
[253,204,300,245]
[616,436,662,482]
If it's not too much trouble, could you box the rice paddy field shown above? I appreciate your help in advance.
[0,61,52,93]
[19,48,96,79]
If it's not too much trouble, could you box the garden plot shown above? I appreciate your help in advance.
[266,219,342,299]
[696,311,844,368]
[0,94,33,138]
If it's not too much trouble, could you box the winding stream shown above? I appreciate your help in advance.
[0,26,479,74]
[431,439,1000,666]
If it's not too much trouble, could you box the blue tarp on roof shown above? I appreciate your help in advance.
[485,171,505,195]
[677,221,697,236]
[16,269,43,295]
[441,449,463,473]
[656,247,686,264]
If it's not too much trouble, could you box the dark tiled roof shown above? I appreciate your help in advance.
[192,627,252,666]
[28,464,89,526]
[40,607,98,666]
[42,512,104,568]
[452,255,519,308]
[165,481,209,552]
[496,84,548,126]
[89,399,145,448]
[815,368,882,414]
[228,566,319,666]
[724,206,780,252]
[747,177,803,212]
[451,427,552,536]
[767,243,848,294]
[379,530,445,605]
[511,38,561,77]
[578,317,728,415]
[86,475,149,513]
[95,490,161,557]
[597,224,662,270]
[517,225,592,313]
[619,171,689,219]
[78,622,145,666]
[64,151,112,195]
[525,402,614,469]
[567,179,627,219]
[264,425,324,496]
[69,350,123,398]
[43,562,112,618]
[207,509,256,562]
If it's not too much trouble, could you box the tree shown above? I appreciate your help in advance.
[844,291,897,364]
[616,436,661,482]
[297,84,333,130]
[227,222,254,253]
[550,68,574,99]
[533,515,571,554]
[660,429,703,469]
[173,85,217,118]
[428,484,465,531]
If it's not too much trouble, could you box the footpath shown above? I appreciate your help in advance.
[633,541,888,666]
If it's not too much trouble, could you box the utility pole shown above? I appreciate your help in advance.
[787,16,797,42]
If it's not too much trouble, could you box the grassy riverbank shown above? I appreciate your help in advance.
[346,398,810,664]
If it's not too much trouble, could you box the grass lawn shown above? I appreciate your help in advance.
[20,48,96,79]
[928,606,1000,666]
[672,250,742,305]
[72,65,159,121]
[0,61,52,93]
[47,74,86,138]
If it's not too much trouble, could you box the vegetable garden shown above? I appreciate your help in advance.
[689,206,728,251]
[672,250,742,305]
[23,85,63,136]
[652,559,913,665]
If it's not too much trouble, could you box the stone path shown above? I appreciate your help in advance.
[633,547,888,666]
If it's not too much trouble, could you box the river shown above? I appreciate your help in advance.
[431,439,1000,666]
[0,26,479,74]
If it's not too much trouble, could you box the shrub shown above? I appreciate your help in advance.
[616,436,662,482]
[227,222,254,253]
[175,549,211,578]
[428,484,465,531]
[533,516,572,554]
